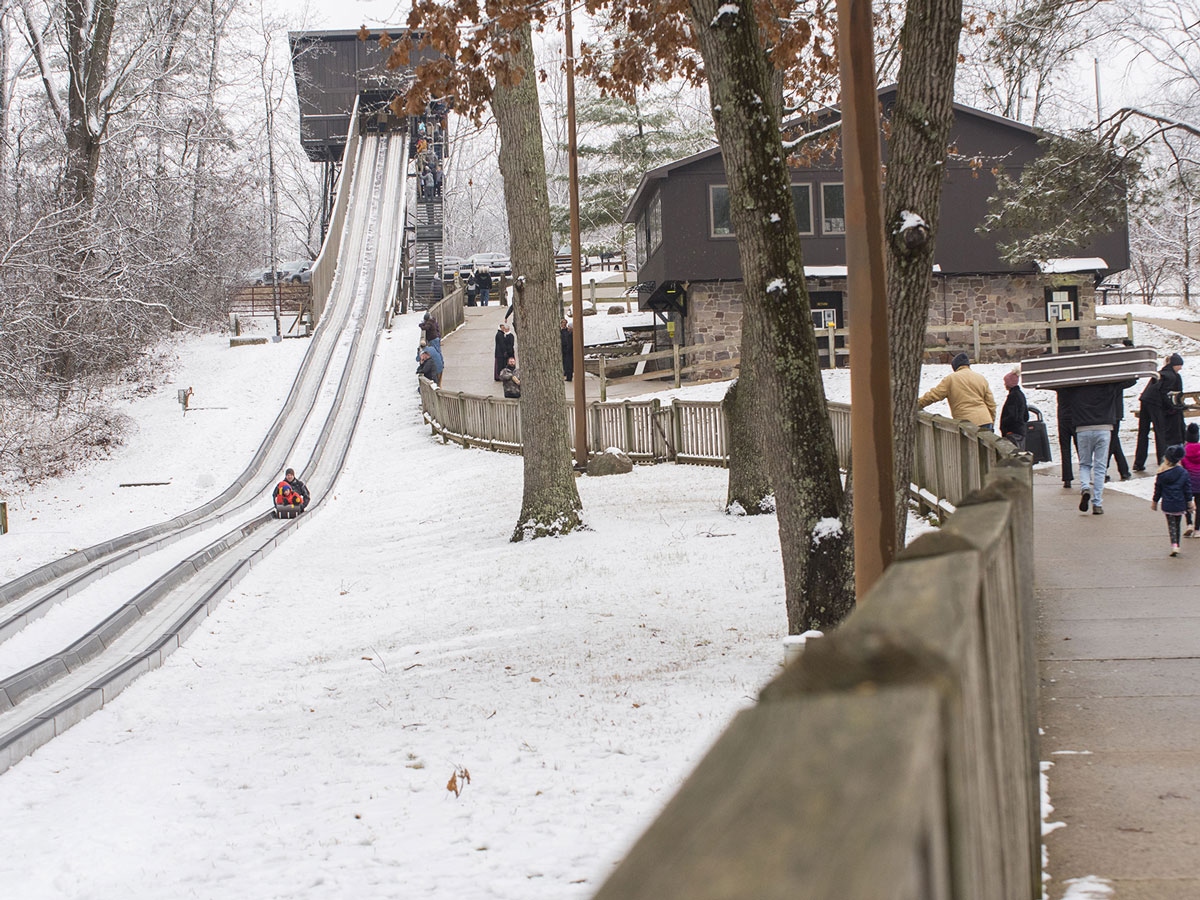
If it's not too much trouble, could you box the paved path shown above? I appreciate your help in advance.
[1037,472,1200,898]
[437,305,674,401]
[1137,316,1200,344]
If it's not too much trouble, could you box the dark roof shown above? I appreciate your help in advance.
[289,28,438,161]
[621,87,1046,223]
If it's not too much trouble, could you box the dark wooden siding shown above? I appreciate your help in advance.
[290,30,441,161]
[631,99,1130,283]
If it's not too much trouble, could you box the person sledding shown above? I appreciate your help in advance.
[273,467,310,514]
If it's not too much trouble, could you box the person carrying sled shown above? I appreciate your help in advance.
[274,467,310,511]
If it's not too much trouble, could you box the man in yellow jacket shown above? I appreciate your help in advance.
[918,352,997,430]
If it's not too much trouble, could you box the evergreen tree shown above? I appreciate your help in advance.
[551,88,714,253]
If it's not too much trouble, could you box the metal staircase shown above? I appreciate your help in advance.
[408,179,445,310]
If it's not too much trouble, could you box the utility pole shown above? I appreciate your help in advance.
[836,0,896,597]
[1094,57,1102,127]
[565,0,587,469]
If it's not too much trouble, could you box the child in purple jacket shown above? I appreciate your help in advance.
[1181,423,1200,537]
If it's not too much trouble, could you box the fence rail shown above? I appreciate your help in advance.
[592,459,1038,900]
[418,381,1015,513]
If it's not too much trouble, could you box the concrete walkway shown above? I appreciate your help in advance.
[1037,472,1200,898]
[437,305,674,401]
[1137,316,1200,344]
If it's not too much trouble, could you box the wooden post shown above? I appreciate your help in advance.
[837,0,897,596]
[1126,312,1134,344]
[624,400,635,454]
[1049,318,1059,354]
[599,355,608,402]
[672,342,682,388]
[589,278,596,311]
[0,501,7,535]
[972,320,981,362]
[827,324,837,369]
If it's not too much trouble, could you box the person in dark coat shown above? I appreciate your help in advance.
[1135,363,1168,471]
[494,323,515,381]
[1106,389,1132,481]
[560,318,574,382]
[499,357,521,398]
[417,349,438,381]
[464,271,478,307]
[1055,390,1077,489]
[1159,353,1185,447]
[1152,444,1194,555]
[274,467,310,510]
[476,267,493,306]
[1056,377,1136,515]
[999,369,1027,449]
[419,312,441,350]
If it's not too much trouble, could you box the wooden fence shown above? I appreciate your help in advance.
[227,284,311,326]
[593,458,1038,900]
[812,313,1136,367]
[418,382,1016,514]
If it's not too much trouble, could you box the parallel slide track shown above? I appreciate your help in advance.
[0,132,407,774]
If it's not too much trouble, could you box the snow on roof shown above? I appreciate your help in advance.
[804,266,847,278]
[1036,257,1108,273]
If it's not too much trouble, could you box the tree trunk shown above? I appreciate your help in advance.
[63,0,116,209]
[687,0,854,631]
[885,0,964,545]
[724,310,772,514]
[491,22,583,541]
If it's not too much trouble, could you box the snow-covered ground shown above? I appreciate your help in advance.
[0,323,310,584]
[2,308,1196,898]
[0,316,789,899]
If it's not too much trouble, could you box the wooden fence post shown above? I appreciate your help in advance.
[1049,318,1059,354]
[827,324,837,369]
[673,343,682,388]
[0,501,7,535]
[599,355,608,402]
[1125,312,1134,344]
[972,320,981,362]
[672,399,683,460]
[624,400,635,454]
[589,278,596,311]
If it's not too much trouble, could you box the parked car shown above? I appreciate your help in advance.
[441,256,466,280]
[280,260,313,284]
[250,269,285,285]
[462,252,512,278]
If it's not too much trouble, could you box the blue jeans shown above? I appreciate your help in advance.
[1076,428,1111,507]
[480,288,490,306]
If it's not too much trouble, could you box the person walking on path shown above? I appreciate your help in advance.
[464,270,478,307]
[1181,423,1200,537]
[494,322,515,381]
[1152,444,1194,555]
[918,352,997,430]
[999,368,1027,449]
[1106,390,1133,481]
[1056,390,1077,488]
[500,357,521,398]
[476,267,493,306]
[1058,377,1137,516]
[1161,353,1186,447]
[560,318,574,382]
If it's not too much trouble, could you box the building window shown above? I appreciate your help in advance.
[822,183,845,234]
[649,193,662,254]
[712,182,812,235]
[710,185,733,237]
[636,211,647,268]
[791,183,813,235]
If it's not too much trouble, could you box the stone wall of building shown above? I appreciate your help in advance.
[684,272,1099,373]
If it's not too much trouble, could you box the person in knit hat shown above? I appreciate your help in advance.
[999,369,1028,449]
[1182,422,1200,537]
[1160,353,1186,447]
[918,352,997,430]
[1152,443,1194,555]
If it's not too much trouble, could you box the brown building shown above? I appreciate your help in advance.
[621,88,1129,367]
